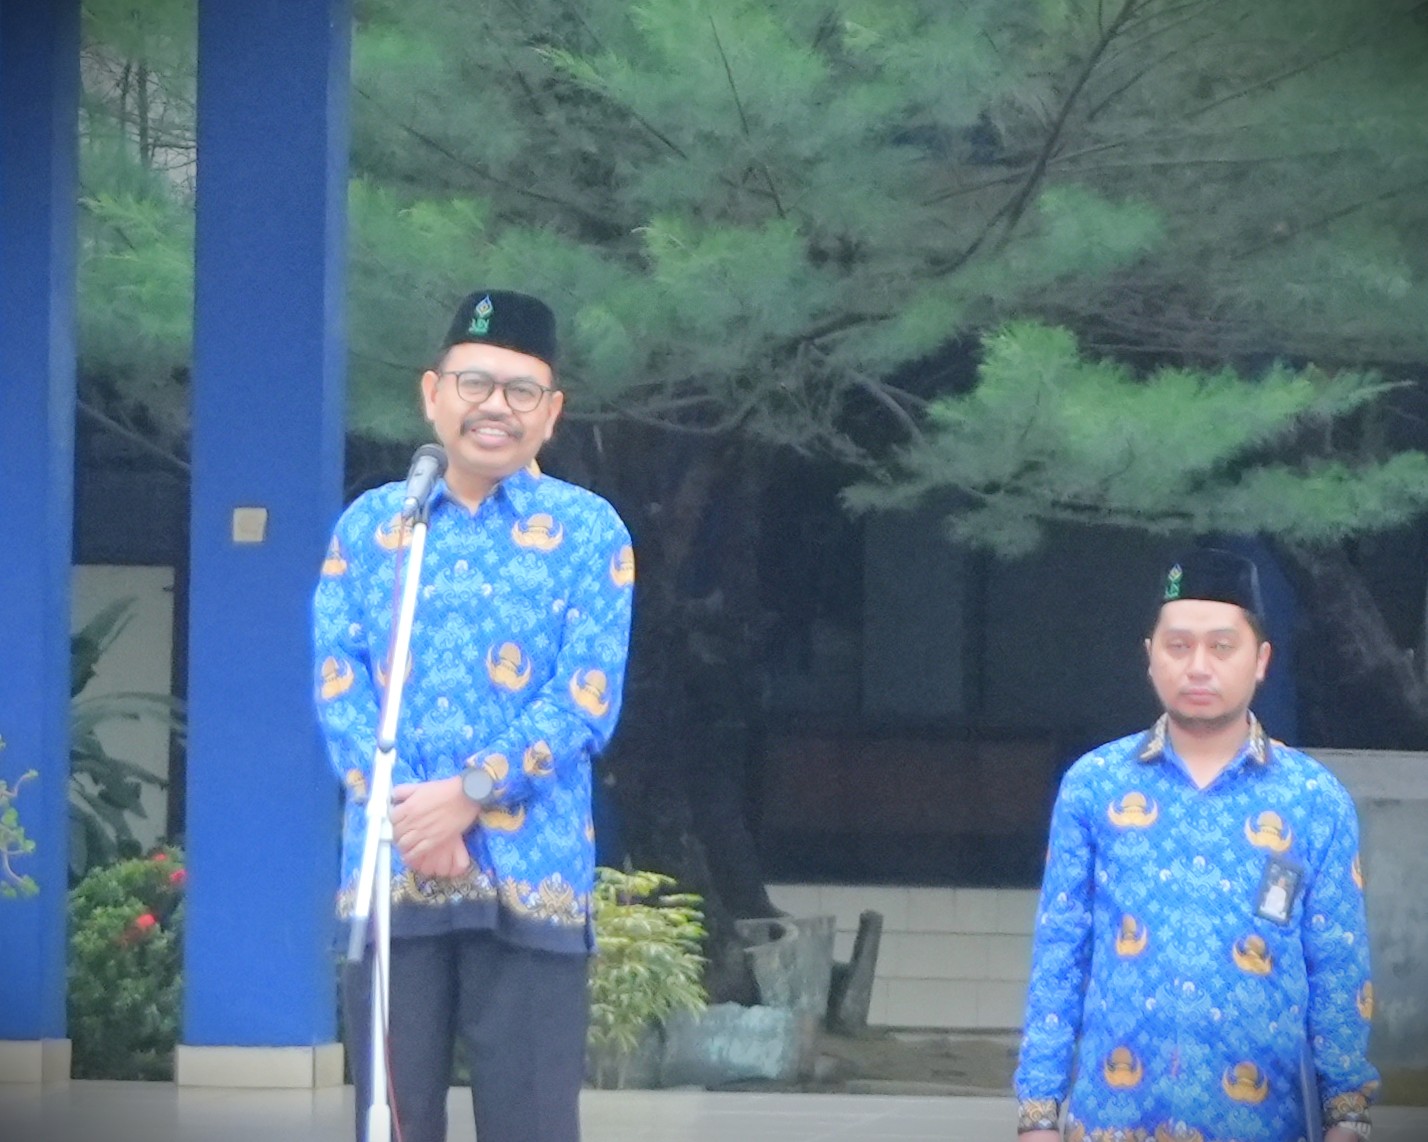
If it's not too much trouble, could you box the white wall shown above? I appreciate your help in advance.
[72,564,177,853]
[768,883,1039,1030]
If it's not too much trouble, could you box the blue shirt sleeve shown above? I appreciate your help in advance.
[465,512,634,809]
[1016,762,1097,1112]
[1303,782,1379,1125]
[312,503,419,802]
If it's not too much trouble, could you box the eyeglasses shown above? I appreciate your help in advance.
[438,370,556,413]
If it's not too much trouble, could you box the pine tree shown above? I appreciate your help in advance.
[76,0,1428,997]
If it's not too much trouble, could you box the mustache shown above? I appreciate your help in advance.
[461,414,523,438]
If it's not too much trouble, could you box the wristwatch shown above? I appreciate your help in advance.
[461,765,496,807]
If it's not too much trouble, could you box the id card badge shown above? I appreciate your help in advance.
[1255,855,1305,925]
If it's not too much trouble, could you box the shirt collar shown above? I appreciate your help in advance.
[430,463,542,517]
[1136,712,1272,767]
[498,464,541,514]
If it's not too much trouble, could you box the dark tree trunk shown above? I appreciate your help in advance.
[1274,540,1428,750]
[577,426,779,1003]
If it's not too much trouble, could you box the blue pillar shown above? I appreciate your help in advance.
[0,0,79,1062]
[183,0,349,1055]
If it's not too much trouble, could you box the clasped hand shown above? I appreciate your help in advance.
[390,775,481,879]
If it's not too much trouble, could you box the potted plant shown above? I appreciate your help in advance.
[587,867,707,1089]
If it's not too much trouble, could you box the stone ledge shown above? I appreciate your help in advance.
[1315,750,1428,800]
[174,1043,344,1089]
[0,1039,72,1084]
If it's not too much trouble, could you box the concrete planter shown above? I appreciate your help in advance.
[588,914,837,1089]
[1316,749,1428,1106]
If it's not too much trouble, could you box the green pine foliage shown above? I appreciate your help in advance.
[844,322,1428,554]
[78,1,1428,554]
[341,0,1428,435]
[78,0,196,456]
[587,867,708,1089]
[67,846,186,1080]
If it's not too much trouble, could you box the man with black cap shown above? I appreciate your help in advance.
[313,290,634,1142]
[1014,548,1378,1142]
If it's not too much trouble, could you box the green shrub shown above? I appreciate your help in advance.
[69,599,185,881]
[587,866,707,1089]
[0,735,38,899]
[68,846,185,1079]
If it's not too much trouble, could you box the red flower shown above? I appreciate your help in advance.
[168,869,187,887]
[118,912,160,946]
[151,853,168,862]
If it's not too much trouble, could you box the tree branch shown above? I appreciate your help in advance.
[994,0,1146,242]
[854,378,926,444]
[708,15,786,218]
[1186,2,1425,120]
[77,400,190,474]
[1237,177,1428,260]
[1086,27,1223,122]
[352,85,615,231]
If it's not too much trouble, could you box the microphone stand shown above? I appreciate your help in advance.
[345,497,432,1142]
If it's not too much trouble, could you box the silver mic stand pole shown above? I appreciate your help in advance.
[345,494,434,1142]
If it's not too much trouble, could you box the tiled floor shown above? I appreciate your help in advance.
[1,1083,1425,1142]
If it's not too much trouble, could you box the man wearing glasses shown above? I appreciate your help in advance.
[314,290,635,1142]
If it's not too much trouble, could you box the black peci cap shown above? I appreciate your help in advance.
[1160,547,1264,621]
[440,289,557,368]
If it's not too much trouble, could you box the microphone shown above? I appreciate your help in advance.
[400,443,447,519]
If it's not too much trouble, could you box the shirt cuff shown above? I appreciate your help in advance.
[1324,1089,1372,1128]
[1017,1098,1060,1133]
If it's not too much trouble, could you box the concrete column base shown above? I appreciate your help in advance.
[175,1043,345,1089]
[0,1039,71,1084]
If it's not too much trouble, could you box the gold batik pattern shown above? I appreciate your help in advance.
[1017,1098,1059,1133]
[498,873,587,927]
[1324,1088,1373,1126]
[336,867,496,918]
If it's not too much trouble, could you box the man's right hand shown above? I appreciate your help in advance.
[404,833,472,880]
[1019,1131,1060,1142]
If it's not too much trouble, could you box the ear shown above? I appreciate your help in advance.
[1255,640,1272,683]
[542,389,565,442]
[420,370,440,421]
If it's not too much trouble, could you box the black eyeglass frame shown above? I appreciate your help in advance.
[437,369,557,412]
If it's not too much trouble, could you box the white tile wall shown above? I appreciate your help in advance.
[768,883,1039,1030]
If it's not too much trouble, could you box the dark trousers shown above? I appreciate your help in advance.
[343,931,590,1142]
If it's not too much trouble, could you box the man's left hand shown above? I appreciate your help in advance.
[391,776,481,865]
[1325,1127,1368,1142]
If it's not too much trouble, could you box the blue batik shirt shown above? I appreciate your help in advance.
[1015,716,1378,1141]
[313,467,634,954]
